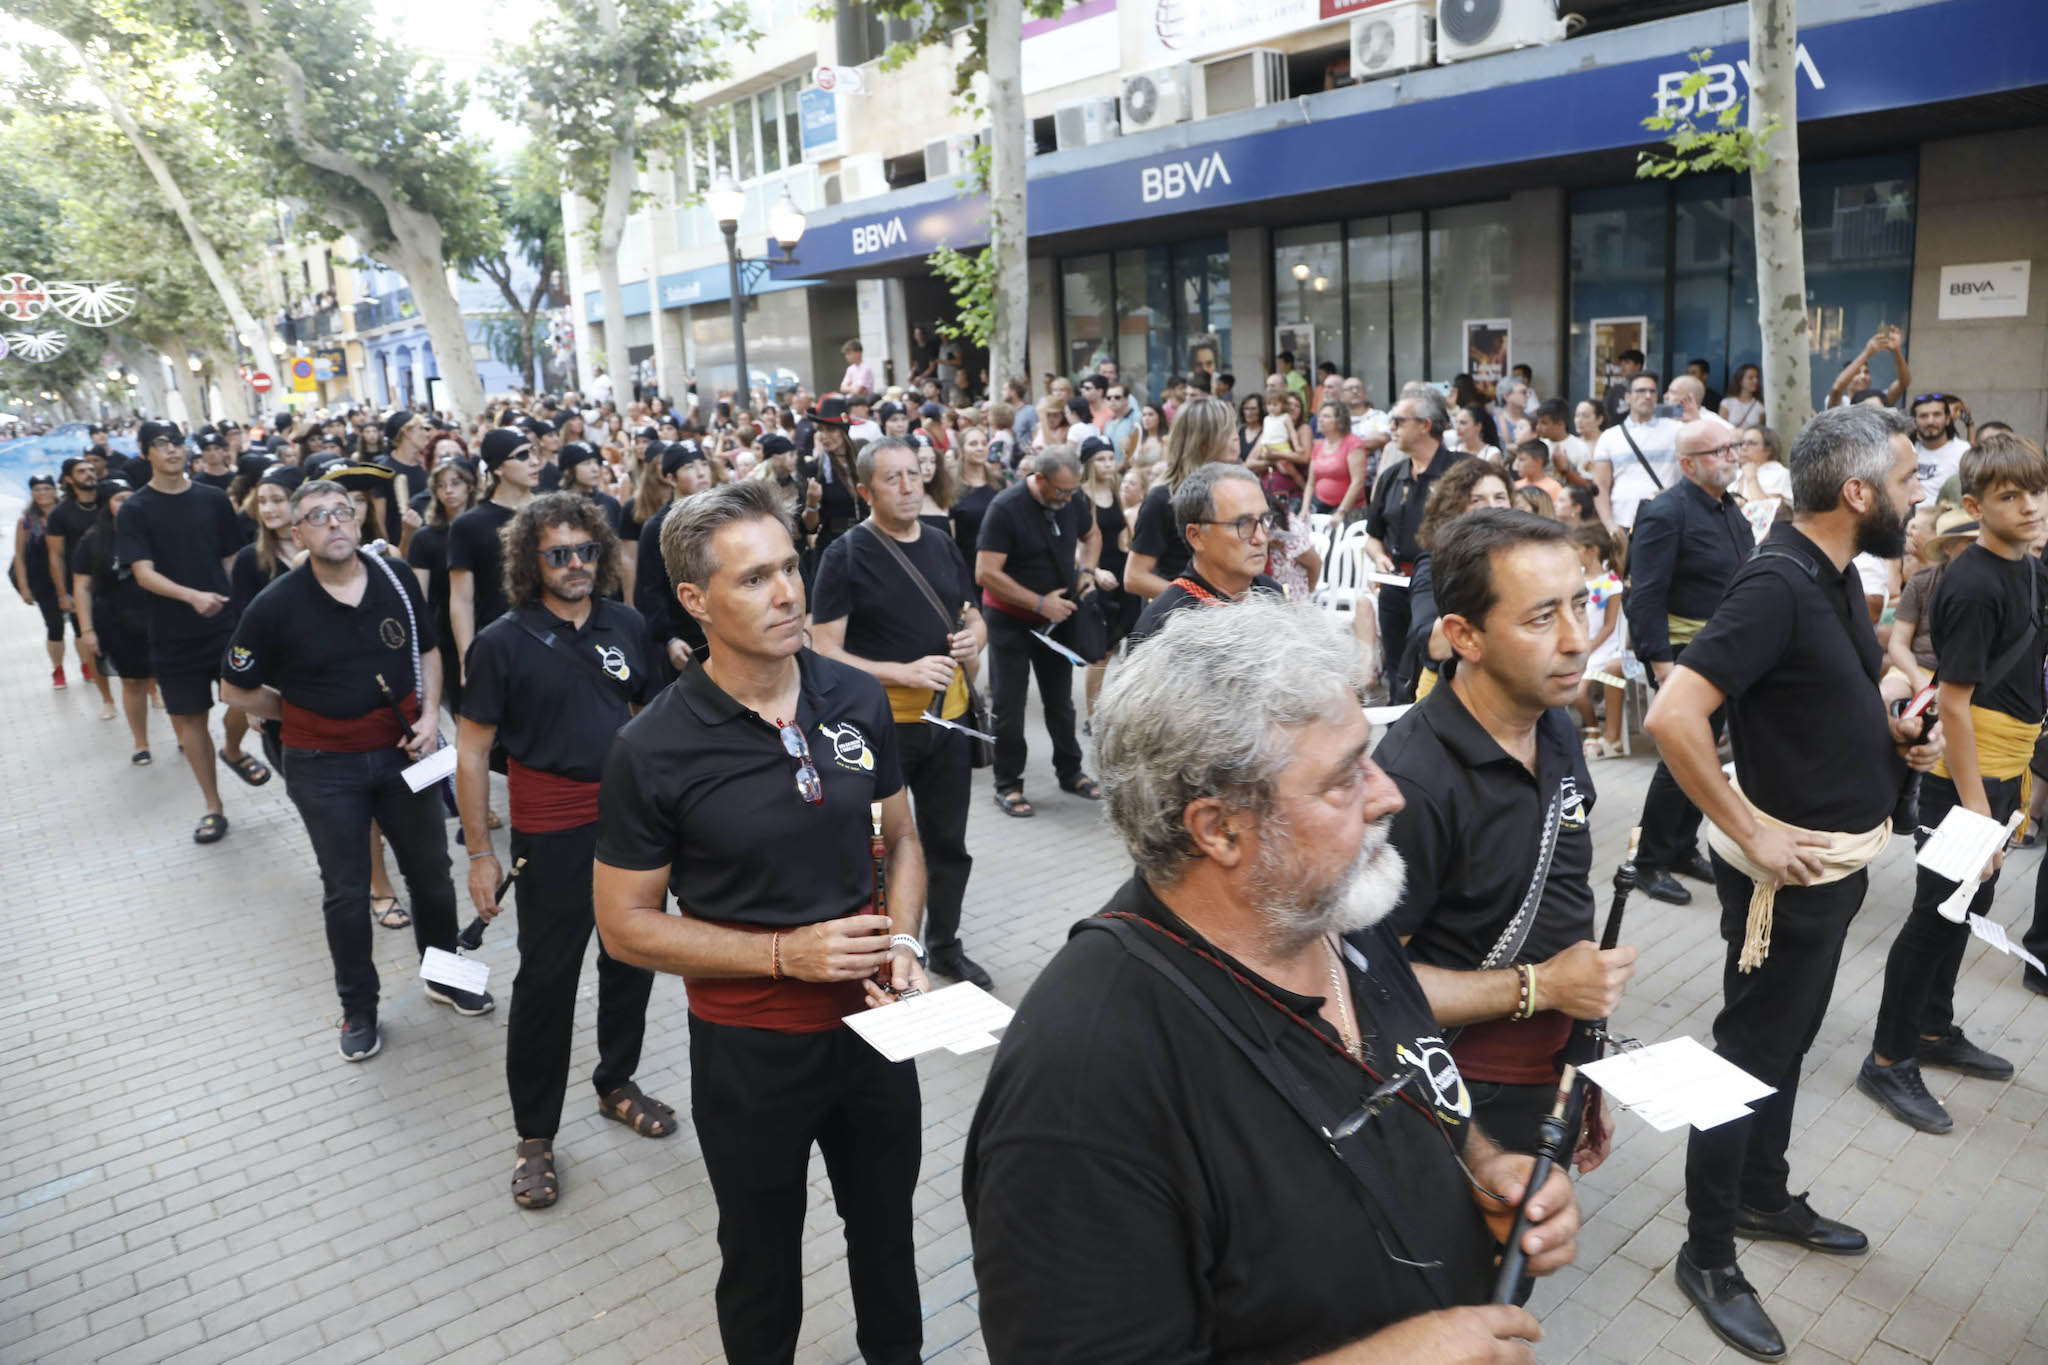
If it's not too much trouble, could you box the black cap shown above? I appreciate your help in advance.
[876,401,904,422]
[759,433,794,458]
[303,452,348,480]
[919,401,944,420]
[258,464,305,492]
[1077,436,1114,461]
[383,410,420,443]
[100,477,132,495]
[217,418,243,432]
[635,425,660,441]
[661,442,708,476]
[236,453,273,483]
[479,427,533,469]
[558,440,602,474]
[28,474,55,488]
[137,420,186,451]
[88,424,108,436]
[519,416,552,437]
[199,427,227,450]
[60,456,83,480]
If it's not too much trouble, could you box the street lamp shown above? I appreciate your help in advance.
[187,354,204,372]
[769,189,807,260]
[709,176,751,409]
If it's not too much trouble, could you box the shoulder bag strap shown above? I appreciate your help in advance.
[1076,915,1457,1309]
[360,543,424,703]
[859,519,959,633]
[1618,423,1665,491]
[1478,788,1564,972]
[511,607,637,701]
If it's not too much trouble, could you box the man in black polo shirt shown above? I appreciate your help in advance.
[459,493,666,1209]
[966,597,1579,1361]
[1367,390,1467,702]
[1646,405,1940,1361]
[1379,509,1638,1156]
[1127,463,1282,648]
[974,445,1109,817]
[1627,422,1756,905]
[116,420,271,844]
[223,479,481,1063]
[595,480,929,1365]
[449,427,539,684]
[812,436,992,990]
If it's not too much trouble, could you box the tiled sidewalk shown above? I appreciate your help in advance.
[1,603,2046,1364]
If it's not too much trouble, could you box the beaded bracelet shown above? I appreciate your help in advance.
[770,931,783,982]
[1514,964,1535,1020]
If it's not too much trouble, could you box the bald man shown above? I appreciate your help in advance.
[1626,422,1756,904]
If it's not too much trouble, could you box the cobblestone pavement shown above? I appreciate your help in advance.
[3,599,2048,1365]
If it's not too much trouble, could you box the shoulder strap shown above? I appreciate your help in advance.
[359,544,423,702]
[1618,423,1665,491]
[1478,788,1564,972]
[1951,554,2043,698]
[1076,915,1456,1309]
[858,519,958,633]
[511,606,637,700]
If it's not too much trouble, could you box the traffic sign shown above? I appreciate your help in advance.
[250,371,274,393]
[289,357,316,393]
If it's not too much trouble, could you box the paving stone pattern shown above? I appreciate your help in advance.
[2,605,2047,1364]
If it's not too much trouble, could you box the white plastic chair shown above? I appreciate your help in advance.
[1316,537,1372,616]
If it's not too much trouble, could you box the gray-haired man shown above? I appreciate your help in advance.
[1127,463,1282,648]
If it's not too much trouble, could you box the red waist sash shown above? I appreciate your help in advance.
[507,758,601,833]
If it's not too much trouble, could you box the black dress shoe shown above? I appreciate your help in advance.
[1918,1025,2014,1080]
[1641,869,1693,904]
[2024,967,2048,998]
[1675,848,1716,883]
[1675,1247,1785,1361]
[1856,1054,1953,1134]
[929,945,994,991]
[1735,1191,1868,1254]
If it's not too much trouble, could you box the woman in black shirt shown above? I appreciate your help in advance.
[407,460,479,719]
[1081,440,1138,725]
[950,426,1002,563]
[70,482,155,762]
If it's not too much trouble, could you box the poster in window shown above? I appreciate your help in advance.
[1186,332,1221,377]
[1273,323,1314,384]
[1464,319,1510,399]
[1590,316,1648,405]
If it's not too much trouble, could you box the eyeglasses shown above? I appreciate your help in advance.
[1689,443,1741,461]
[1192,512,1279,541]
[540,541,604,568]
[777,718,823,805]
[296,505,358,528]
[1107,391,1126,402]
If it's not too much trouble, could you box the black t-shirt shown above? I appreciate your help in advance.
[1380,685,1597,966]
[633,503,706,661]
[229,543,293,616]
[446,501,517,633]
[1678,525,1904,832]
[1127,483,1188,582]
[952,482,997,563]
[964,877,1494,1363]
[74,523,147,623]
[376,455,431,534]
[587,489,623,534]
[224,553,438,718]
[46,497,100,555]
[1092,492,1128,580]
[595,649,902,921]
[462,600,656,781]
[1929,544,2048,723]
[407,524,455,655]
[812,523,974,665]
[113,482,241,643]
[1127,568,1284,648]
[976,481,1092,598]
[191,467,237,494]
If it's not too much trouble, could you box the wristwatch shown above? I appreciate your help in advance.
[889,933,926,962]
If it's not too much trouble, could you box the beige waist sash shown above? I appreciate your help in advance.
[1704,782,1891,972]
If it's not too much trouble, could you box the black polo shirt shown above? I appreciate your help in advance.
[1127,483,1189,582]
[596,648,902,923]
[1928,544,2048,723]
[811,522,974,664]
[446,501,517,633]
[964,877,1494,1362]
[1380,683,1597,966]
[1623,477,1756,664]
[224,552,436,731]
[1678,524,1904,832]
[1366,446,1469,568]
[1127,567,1284,648]
[463,599,656,780]
[976,480,1092,599]
[113,481,242,644]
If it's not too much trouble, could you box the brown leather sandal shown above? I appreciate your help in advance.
[512,1138,558,1209]
[598,1082,678,1138]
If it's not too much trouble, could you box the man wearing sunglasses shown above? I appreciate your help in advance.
[1128,463,1283,648]
[596,480,929,1365]
[457,494,666,1209]
[223,478,475,1062]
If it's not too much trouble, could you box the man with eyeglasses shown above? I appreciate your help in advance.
[1128,464,1283,648]
[1626,422,1756,904]
[1365,391,1467,702]
[457,493,667,1208]
[1591,371,1683,530]
[223,478,477,1062]
[595,480,929,1364]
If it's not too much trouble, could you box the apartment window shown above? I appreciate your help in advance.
[758,87,782,173]
[782,79,802,166]
[735,94,757,179]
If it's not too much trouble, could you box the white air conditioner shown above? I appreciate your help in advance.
[1120,63,1194,135]
[1435,0,1566,64]
[922,133,979,183]
[1054,96,1122,151]
[1192,47,1288,122]
[1351,1,1434,80]
[826,154,887,206]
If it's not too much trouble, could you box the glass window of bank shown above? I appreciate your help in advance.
[1057,240,1231,405]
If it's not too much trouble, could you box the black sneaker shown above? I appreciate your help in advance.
[2025,967,2048,998]
[339,1015,381,1062]
[1640,869,1693,905]
[930,945,994,991]
[1917,1025,2014,1080]
[1675,848,1716,883]
[1856,1054,1952,1133]
[424,982,496,1016]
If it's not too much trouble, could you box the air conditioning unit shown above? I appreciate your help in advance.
[922,133,979,183]
[1120,63,1194,135]
[1192,47,1288,121]
[1053,96,1122,151]
[1436,0,1566,64]
[1351,1,1434,80]
[826,154,887,206]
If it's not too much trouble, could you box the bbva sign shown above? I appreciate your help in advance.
[851,217,908,256]
[1140,151,1233,204]
[1654,45,1825,118]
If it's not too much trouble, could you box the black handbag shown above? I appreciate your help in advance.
[1052,588,1112,664]
[858,522,996,768]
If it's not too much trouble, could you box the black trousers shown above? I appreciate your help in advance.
[689,1016,922,1365]
[1872,772,2020,1063]
[1637,646,1719,872]
[1467,1078,1559,1155]
[896,720,973,953]
[1686,853,1868,1267]
[1377,583,1413,703]
[2029,836,2048,971]
[284,745,460,1018]
[986,608,1081,795]
[506,821,657,1139]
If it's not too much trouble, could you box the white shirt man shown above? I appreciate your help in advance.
[589,370,614,407]
[1910,395,1970,495]
[1341,377,1391,449]
[1592,374,1683,529]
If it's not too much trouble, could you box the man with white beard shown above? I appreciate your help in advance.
[964,598,1581,1363]
[1376,510,1639,1164]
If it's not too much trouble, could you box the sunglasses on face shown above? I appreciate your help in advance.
[540,542,603,568]
[777,718,823,806]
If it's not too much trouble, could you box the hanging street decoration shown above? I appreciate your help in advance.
[0,273,45,322]
[3,331,72,361]
[0,269,139,364]
[46,280,138,326]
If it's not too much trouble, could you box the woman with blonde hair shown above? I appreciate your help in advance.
[1123,393,1237,599]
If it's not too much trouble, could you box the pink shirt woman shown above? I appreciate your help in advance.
[1308,402,1369,512]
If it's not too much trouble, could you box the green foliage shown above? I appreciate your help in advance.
[1638,48,1781,181]
[815,0,1066,98]
[479,311,546,380]
[928,243,994,349]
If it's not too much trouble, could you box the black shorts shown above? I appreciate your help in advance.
[31,588,64,643]
[97,615,152,680]
[150,631,229,716]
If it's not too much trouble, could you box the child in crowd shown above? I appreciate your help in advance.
[1575,521,1629,759]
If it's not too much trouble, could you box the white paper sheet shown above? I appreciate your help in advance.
[1029,630,1089,666]
[1364,705,1412,727]
[1917,808,2020,923]
[401,744,457,793]
[1369,572,1411,587]
[1967,913,2048,973]
[843,982,1015,1062]
[1579,1036,1773,1132]
[923,713,997,743]
[420,947,489,994]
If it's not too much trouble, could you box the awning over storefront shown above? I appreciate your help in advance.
[779,0,2048,279]
[584,256,816,325]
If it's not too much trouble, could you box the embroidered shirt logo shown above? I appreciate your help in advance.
[816,720,875,773]
[596,643,629,682]
[227,644,253,672]
[1558,773,1589,832]
[378,618,406,650]
[1396,1036,1472,1124]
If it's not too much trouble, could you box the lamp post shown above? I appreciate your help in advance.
[708,177,751,412]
